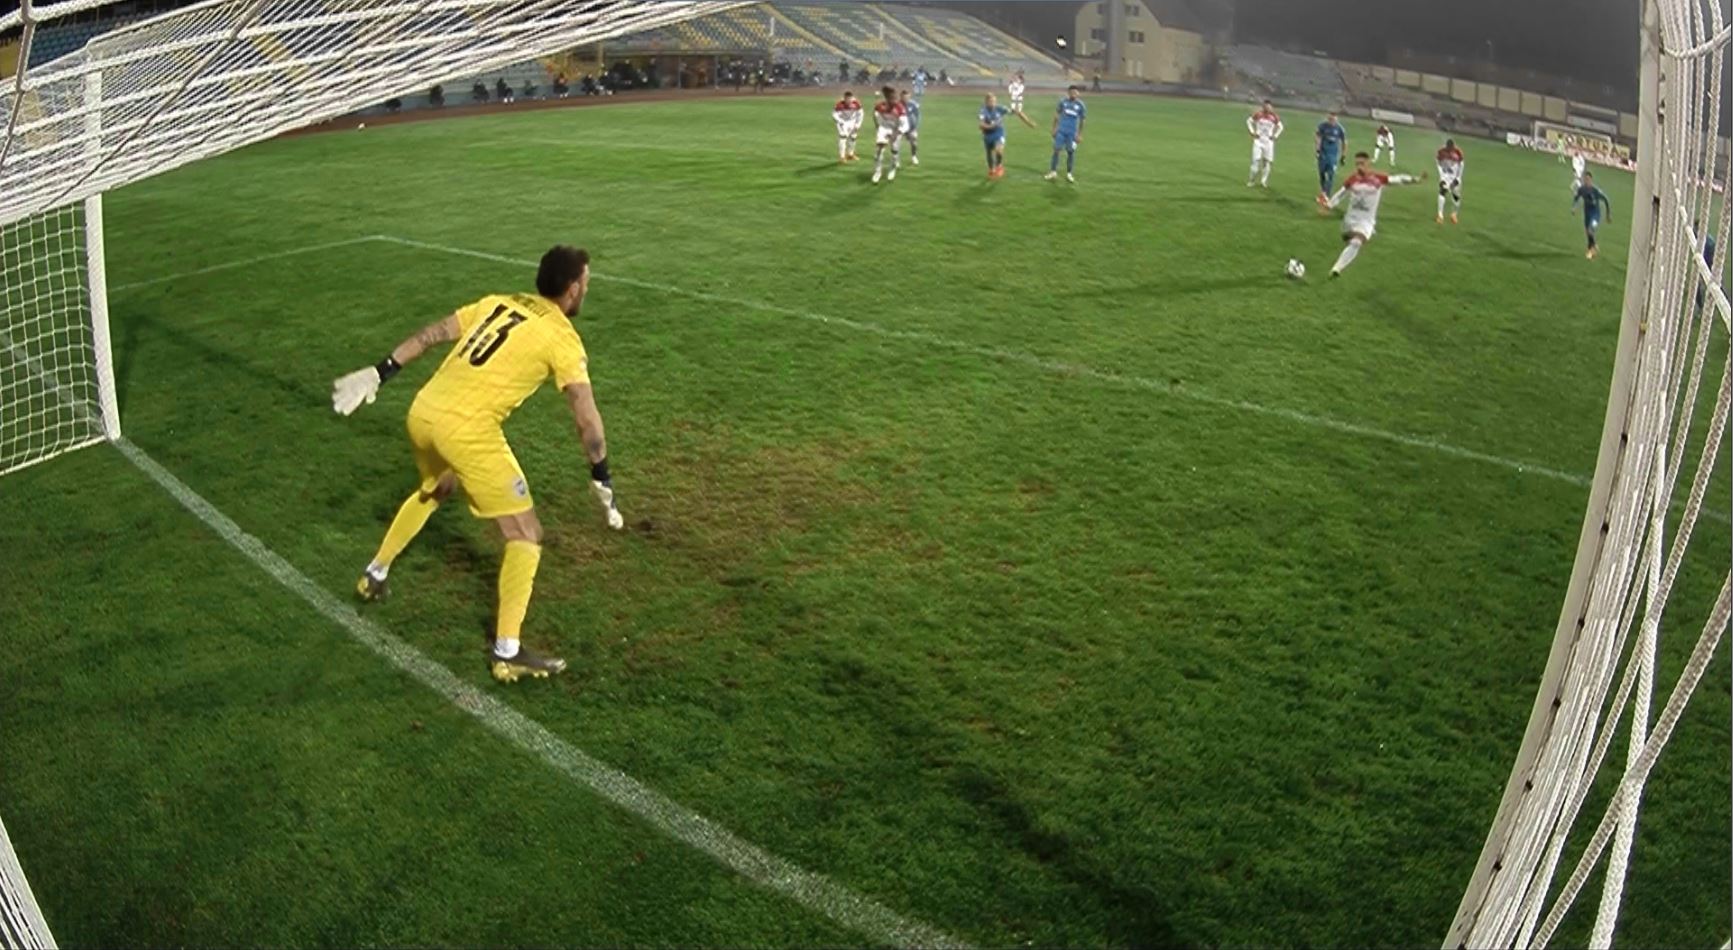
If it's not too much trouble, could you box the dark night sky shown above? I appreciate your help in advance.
[955,0,1649,95]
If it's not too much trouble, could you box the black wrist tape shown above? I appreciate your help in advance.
[376,356,402,383]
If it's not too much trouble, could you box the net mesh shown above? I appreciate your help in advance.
[1447,0,1732,945]
[0,813,54,948]
[0,203,103,476]
[0,0,751,931]
[0,0,751,227]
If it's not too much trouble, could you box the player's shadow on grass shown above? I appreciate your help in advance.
[792,160,847,177]
[951,765,1182,946]
[1165,192,1266,205]
[1068,273,1268,301]
[1466,229,1579,262]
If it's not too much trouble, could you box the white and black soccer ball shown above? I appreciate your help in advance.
[1285,258,1307,280]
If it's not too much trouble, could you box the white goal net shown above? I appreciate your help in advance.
[0,0,749,931]
[1447,0,1731,946]
[0,813,53,948]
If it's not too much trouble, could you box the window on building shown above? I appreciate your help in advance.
[1090,27,1105,41]
[1125,3,1139,16]
[1129,30,1146,43]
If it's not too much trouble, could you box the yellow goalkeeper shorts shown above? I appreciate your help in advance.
[406,409,532,520]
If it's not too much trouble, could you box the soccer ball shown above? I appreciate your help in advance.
[1285,258,1306,279]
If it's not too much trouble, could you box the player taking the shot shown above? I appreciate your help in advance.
[330,245,622,684]
[1324,151,1426,278]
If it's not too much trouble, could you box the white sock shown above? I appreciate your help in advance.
[1261,163,1272,185]
[1332,239,1362,274]
[366,561,388,579]
[1438,194,1446,216]
[874,147,884,171]
[838,137,847,158]
[1390,150,1396,164]
[1248,161,1259,183]
[494,637,520,659]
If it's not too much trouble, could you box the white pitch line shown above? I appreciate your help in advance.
[111,436,967,950]
[374,234,1592,488]
[1,314,964,949]
[107,236,384,293]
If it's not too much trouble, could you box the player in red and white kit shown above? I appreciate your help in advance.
[1435,138,1465,224]
[1373,124,1396,165]
[832,91,862,163]
[1246,99,1284,188]
[1324,151,1426,278]
[870,85,905,183]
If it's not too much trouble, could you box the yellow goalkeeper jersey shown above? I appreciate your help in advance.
[412,293,590,426]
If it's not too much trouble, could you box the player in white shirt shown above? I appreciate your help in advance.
[1435,139,1465,224]
[870,85,905,183]
[1373,124,1396,165]
[1245,99,1284,188]
[832,90,863,163]
[1324,151,1426,278]
[1570,151,1588,191]
[1007,72,1026,113]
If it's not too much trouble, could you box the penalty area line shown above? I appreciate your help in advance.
[110,438,968,950]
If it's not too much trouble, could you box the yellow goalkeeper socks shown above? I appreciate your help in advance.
[369,490,439,575]
[495,540,542,644]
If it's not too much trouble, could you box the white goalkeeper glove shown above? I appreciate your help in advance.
[588,458,623,530]
[331,357,401,416]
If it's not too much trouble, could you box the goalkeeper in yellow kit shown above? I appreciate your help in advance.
[330,245,620,683]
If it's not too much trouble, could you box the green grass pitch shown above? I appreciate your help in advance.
[0,91,1726,947]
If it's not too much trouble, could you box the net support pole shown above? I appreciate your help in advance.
[82,69,119,440]
[1442,0,1664,945]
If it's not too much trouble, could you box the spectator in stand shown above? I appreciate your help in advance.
[429,84,445,107]
[471,81,488,102]
[856,67,869,84]
[1092,71,1102,92]
[581,73,598,96]
[839,60,849,83]
[939,68,949,85]
[385,97,402,113]
[521,78,536,99]
[754,61,767,93]
[553,73,569,97]
[734,64,744,91]
[495,78,512,102]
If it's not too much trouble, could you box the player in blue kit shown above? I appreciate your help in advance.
[1045,86,1088,182]
[979,92,1035,179]
[1314,112,1348,203]
[898,89,921,166]
[1573,171,1614,259]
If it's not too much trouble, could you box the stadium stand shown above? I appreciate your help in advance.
[610,6,836,66]
[875,5,1067,83]
[566,3,1069,87]
[24,13,148,68]
[1336,63,1441,116]
[1225,45,1347,107]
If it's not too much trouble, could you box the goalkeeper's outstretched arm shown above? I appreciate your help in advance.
[566,382,623,530]
[331,313,460,415]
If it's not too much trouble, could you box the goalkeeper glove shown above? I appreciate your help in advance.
[590,458,623,530]
[331,357,401,416]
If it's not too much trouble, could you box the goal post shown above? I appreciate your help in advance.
[0,0,751,478]
[1445,0,1731,945]
[0,0,754,932]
